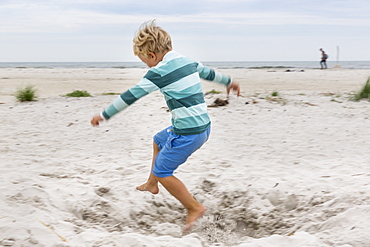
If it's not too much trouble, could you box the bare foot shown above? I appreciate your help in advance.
[136,182,159,194]
[182,204,206,234]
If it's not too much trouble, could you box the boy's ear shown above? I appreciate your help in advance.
[148,52,156,60]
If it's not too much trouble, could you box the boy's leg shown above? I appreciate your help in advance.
[139,127,210,230]
[155,175,206,229]
[136,141,160,194]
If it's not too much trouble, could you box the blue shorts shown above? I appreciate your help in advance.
[152,126,211,178]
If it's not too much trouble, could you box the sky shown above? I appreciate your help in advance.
[1,0,370,62]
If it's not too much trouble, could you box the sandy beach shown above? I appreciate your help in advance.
[1,67,370,246]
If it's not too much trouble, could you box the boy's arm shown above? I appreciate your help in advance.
[91,114,104,126]
[226,82,241,97]
[91,76,160,126]
[197,62,240,96]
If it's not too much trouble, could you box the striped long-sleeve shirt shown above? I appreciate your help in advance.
[101,51,231,135]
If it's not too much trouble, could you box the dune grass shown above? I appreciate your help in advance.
[352,77,370,101]
[14,85,37,102]
[271,91,279,97]
[206,89,222,95]
[101,92,120,95]
[65,90,92,97]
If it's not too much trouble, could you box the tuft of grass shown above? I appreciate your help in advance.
[206,89,222,95]
[352,77,370,101]
[271,91,279,97]
[331,98,343,103]
[265,91,287,105]
[14,85,37,102]
[102,92,120,95]
[65,90,92,97]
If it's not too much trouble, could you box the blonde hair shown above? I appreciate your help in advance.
[133,20,172,57]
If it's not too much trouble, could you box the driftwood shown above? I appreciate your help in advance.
[208,98,229,107]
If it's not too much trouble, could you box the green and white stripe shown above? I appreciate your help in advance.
[102,51,231,135]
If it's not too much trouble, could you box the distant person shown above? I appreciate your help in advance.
[320,48,328,69]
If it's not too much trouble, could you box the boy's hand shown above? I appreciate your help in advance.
[91,115,104,126]
[227,82,241,97]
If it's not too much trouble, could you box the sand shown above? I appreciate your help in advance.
[1,67,370,246]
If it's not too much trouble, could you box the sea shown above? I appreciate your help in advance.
[0,61,369,69]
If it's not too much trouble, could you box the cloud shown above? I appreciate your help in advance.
[1,0,369,61]
[2,2,369,36]
[1,0,370,35]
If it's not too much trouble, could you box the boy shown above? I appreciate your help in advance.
[91,20,240,232]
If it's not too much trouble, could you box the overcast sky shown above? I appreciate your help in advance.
[1,0,369,62]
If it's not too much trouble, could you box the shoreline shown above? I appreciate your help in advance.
[1,60,370,70]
